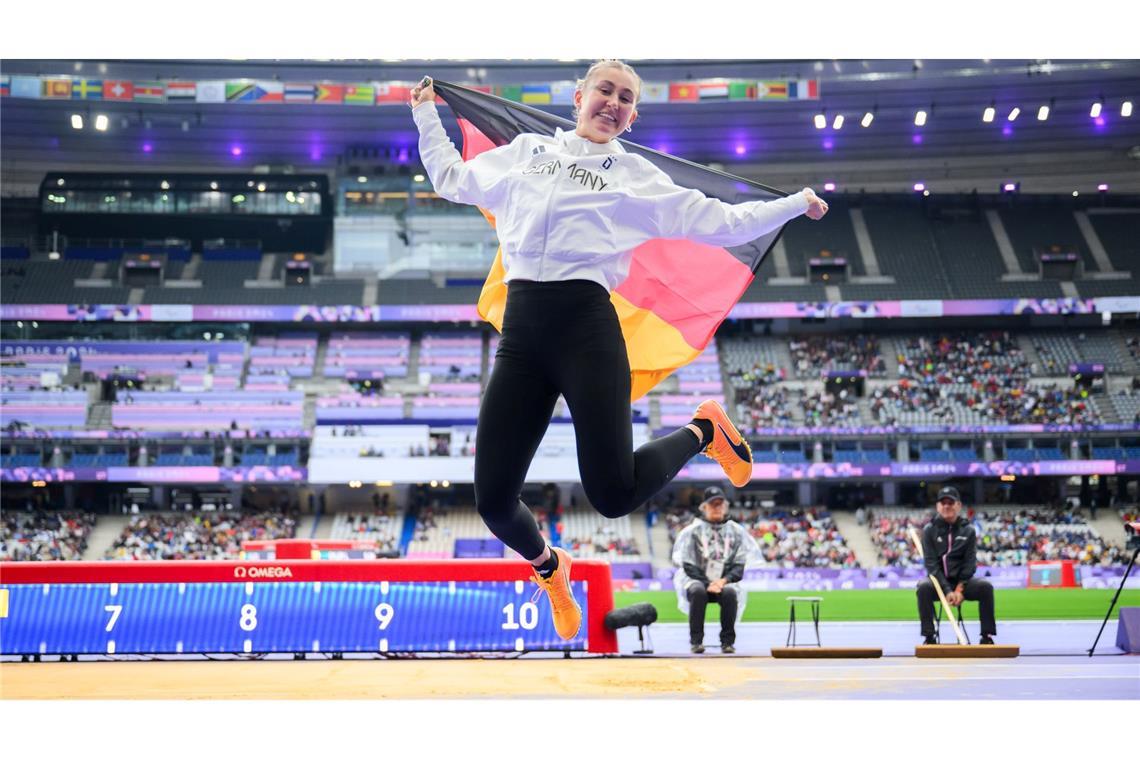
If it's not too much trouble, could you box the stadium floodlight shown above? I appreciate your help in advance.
[94,114,109,131]
[913,182,925,192]
[861,111,874,127]
[1097,183,1109,192]
[832,114,844,130]
[1072,191,1080,197]
[413,174,425,183]
[914,110,927,126]
[983,105,995,123]
[823,182,836,192]
[1007,107,1020,122]
[70,114,83,129]
[160,180,170,190]
[1123,100,1133,117]
[210,181,218,190]
[357,176,367,183]
[1037,104,1050,121]
[814,113,826,129]
[1003,183,1017,192]
[1090,100,1102,118]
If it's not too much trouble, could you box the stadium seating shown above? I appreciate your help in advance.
[0,511,96,561]
[104,511,296,560]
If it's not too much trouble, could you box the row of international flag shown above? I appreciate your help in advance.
[0,75,819,106]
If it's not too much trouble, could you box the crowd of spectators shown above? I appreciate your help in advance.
[104,511,296,560]
[898,332,1030,383]
[868,380,1099,425]
[869,507,1127,567]
[340,511,400,553]
[738,384,796,431]
[0,511,96,561]
[802,389,862,427]
[739,506,860,568]
[789,335,886,378]
[411,505,439,543]
[666,502,858,568]
[868,511,929,566]
[975,509,1125,566]
[565,523,640,556]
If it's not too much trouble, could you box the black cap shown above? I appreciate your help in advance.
[936,486,961,503]
[702,486,728,504]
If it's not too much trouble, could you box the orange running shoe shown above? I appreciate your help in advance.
[531,547,581,640]
[693,399,753,487]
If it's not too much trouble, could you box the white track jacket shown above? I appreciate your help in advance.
[413,101,811,292]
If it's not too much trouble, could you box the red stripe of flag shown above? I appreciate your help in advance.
[615,239,754,348]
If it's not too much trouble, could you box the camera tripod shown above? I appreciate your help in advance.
[1088,544,1139,656]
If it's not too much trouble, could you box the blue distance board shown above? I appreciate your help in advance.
[0,581,588,654]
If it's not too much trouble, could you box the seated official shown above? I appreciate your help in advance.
[917,486,997,645]
[672,486,759,654]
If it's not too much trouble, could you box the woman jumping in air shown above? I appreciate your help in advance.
[410,59,828,639]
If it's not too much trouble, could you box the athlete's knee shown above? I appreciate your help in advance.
[583,484,634,519]
[718,585,737,601]
[686,583,708,602]
[474,489,514,523]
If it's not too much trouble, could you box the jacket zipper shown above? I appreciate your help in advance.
[942,524,953,580]
[538,167,558,281]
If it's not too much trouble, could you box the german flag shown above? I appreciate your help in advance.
[430,80,790,401]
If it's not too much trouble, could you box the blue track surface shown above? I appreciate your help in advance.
[615,620,1139,699]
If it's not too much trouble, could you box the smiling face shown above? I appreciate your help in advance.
[936,497,962,524]
[574,65,640,143]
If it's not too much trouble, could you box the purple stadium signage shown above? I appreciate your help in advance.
[0,429,307,440]
[0,466,306,483]
[736,423,1140,437]
[4,296,1136,323]
[2,340,245,363]
[0,467,105,483]
[677,459,1138,480]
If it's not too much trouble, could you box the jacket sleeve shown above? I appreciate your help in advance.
[723,562,745,584]
[412,101,517,211]
[621,158,810,247]
[683,562,710,585]
[922,524,952,591]
[957,528,978,586]
[674,525,709,584]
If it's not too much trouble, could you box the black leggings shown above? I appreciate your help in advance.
[474,279,703,560]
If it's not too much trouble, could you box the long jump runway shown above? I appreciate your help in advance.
[2,622,1136,700]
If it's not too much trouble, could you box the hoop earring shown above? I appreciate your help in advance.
[625,125,632,133]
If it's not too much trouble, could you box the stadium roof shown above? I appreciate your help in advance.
[2,58,1139,195]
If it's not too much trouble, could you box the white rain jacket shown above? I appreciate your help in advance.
[672,515,760,623]
[413,101,811,293]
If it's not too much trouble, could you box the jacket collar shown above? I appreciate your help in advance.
[554,126,627,156]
